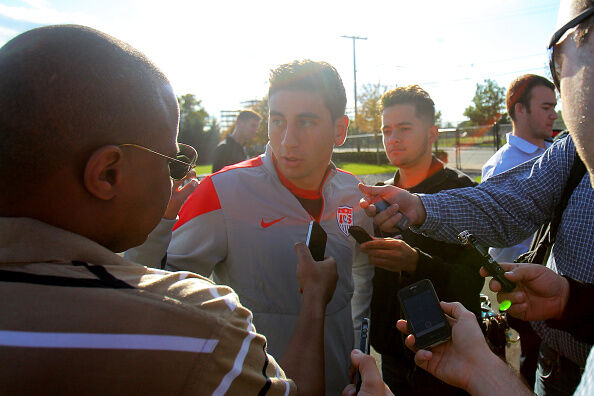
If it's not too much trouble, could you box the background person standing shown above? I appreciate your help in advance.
[212,109,262,172]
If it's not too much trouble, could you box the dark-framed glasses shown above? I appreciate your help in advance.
[119,142,197,180]
[548,6,594,89]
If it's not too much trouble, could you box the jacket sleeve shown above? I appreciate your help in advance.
[206,286,297,395]
[157,272,297,395]
[351,214,374,345]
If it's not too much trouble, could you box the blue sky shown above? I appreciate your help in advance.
[0,0,560,125]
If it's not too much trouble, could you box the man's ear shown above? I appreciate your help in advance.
[84,146,124,201]
[515,102,526,117]
[428,125,439,145]
[333,115,349,147]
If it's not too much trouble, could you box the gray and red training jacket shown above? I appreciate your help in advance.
[127,144,374,394]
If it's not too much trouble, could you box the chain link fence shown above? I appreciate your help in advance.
[335,124,513,174]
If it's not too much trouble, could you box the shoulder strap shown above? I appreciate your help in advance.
[517,152,586,264]
[548,154,586,242]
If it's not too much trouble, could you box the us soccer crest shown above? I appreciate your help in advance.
[336,206,353,236]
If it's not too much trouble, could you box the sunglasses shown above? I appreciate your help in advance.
[119,142,197,180]
[548,6,594,89]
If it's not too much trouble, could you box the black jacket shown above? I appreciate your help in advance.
[212,135,247,173]
[370,162,485,357]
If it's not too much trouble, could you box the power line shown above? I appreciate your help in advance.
[418,66,546,87]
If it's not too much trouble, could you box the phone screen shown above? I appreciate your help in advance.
[402,290,447,338]
[398,279,451,349]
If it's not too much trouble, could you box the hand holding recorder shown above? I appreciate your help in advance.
[481,262,569,322]
[358,183,425,233]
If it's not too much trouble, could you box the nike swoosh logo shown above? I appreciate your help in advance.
[261,217,286,228]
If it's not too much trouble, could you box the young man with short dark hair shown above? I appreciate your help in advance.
[128,59,374,394]
[360,85,483,395]
[361,85,484,395]
[212,109,262,172]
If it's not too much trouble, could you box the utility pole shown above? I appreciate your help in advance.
[341,35,367,132]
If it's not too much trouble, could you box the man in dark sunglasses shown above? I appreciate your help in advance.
[0,25,339,395]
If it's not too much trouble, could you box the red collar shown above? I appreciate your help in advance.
[272,156,331,200]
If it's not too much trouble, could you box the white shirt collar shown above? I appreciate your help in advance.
[507,132,551,154]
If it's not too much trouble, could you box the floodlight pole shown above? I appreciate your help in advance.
[341,35,367,131]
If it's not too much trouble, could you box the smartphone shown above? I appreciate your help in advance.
[374,199,410,232]
[348,226,373,244]
[398,279,451,350]
[306,220,327,261]
[355,318,370,394]
[457,230,516,293]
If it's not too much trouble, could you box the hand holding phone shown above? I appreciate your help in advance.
[355,318,370,394]
[374,199,411,232]
[306,220,327,261]
[348,226,373,244]
[398,279,451,350]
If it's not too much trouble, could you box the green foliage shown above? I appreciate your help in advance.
[463,79,506,126]
[354,83,389,135]
[194,164,212,176]
[178,94,220,165]
[435,110,443,127]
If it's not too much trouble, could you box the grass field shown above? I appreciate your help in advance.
[333,162,397,175]
[194,164,213,175]
[195,162,397,176]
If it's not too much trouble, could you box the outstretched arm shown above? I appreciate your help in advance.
[280,243,338,396]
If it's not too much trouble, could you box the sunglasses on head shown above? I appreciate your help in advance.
[119,142,197,180]
[548,6,594,89]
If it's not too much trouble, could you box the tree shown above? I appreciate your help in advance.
[463,79,506,126]
[354,83,388,135]
[435,110,443,128]
[177,94,218,165]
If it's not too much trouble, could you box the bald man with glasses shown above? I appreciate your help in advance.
[0,25,341,395]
